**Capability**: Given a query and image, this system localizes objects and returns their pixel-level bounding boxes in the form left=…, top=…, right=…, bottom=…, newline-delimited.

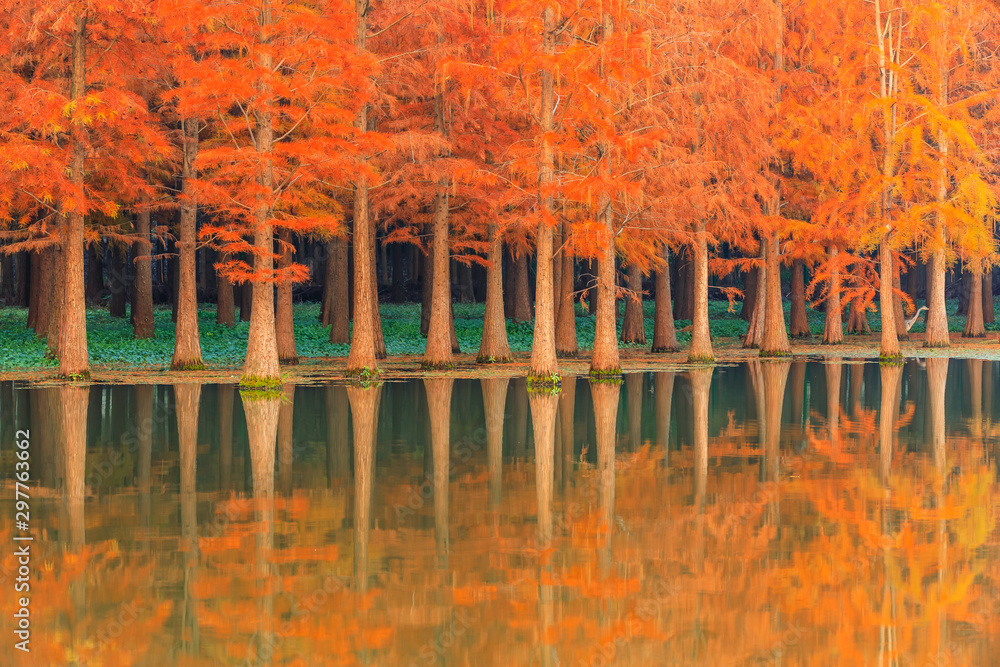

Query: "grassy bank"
left=0, top=297, right=992, bottom=371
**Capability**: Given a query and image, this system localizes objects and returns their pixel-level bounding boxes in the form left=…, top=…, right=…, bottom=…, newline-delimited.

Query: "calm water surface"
left=2, top=358, right=1000, bottom=665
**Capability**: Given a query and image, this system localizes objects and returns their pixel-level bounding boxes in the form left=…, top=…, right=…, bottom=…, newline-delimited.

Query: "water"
left=1, top=358, right=999, bottom=665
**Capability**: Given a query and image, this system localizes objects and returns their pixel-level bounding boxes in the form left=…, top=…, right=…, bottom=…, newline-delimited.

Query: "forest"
left=2, top=0, right=1000, bottom=386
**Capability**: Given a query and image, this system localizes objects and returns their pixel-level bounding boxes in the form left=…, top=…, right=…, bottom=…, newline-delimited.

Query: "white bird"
left=905, top=306, right=928, bottom=332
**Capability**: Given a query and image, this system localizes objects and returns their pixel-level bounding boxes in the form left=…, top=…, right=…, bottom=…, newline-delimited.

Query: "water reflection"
left=2, top=358, right=1000, bottom=664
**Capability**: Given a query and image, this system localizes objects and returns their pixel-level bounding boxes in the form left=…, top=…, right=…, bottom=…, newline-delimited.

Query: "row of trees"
left=2, top=0, right=999, bottom=386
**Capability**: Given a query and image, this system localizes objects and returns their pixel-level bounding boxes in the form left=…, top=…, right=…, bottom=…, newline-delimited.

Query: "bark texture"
left=216, top=255, right=236, bottom=327
left=878, top=235, right=900, bottom=359
left=760, top=235, right=791, bottom=356
left=345, top=0, right=380, bottom=378
left=687, top=224, right=713, bottom=362
left=822, top=246, right=843, bottom=344
left=963, top=258, right=986, bottom=338
left=590, top=202, right=620, bottom=375
left=846, top=296, right=871, bottom=334
left=789, top=259, right=811, bottom=338
left=478, top=224, right=512, bottom=363
left=275, top=229, right=298, bottom=364
left=555, top=222, right=578, bottom=357
left=172, top=116, right=204, bottom=371
left=423, top=187, right=454, bottom=368
left=652, top=247, right=680, bottom=352
left=58, top=15, right=89, bottom=378
left=743, top=247, right=766, bottom=348
left=329, top=237, right=350, bottom=344
left=621, top=263, right=645, bottom=344
left=132, top=202, right=155, bottom=337
left=985, top=266, right=995, bottom=325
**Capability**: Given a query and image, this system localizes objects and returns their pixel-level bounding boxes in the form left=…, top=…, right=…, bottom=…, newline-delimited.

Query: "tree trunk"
left=32, top=250, right=50, bottom=334
left=984, top=266, right=995, bottom=325
left=621, top=263, right=645, bottom=344
left=511, top=251, right=532, bottom=323
left=743, top=246, right=766, bottom=348
left=368, top=219, right=386, bottom=360
left=528, top=1, right=558, bottom=386
left=0, top=253, right=13, bottom=305
left=878, top=235, right=900, bottom=359
left=674, top=250, right=693, bottom=322
left=586, top=259, right=598, bottom=316
left=760, top=234, right=791, bottom=356
left=552, top=225, right=562, bottom=318
left=590, top=199, right=620, bottom=375
left=688, top=224, right=713, bottom=362
left=740, top=267, right=758, bottom=322
left=391, top=243, right=406, bottom=302
left=172, top=117, right=205, bottom=371
left=242, top=15, right=281, bottom=387
left=345, top=0, right=380, bottom=379
left=58, top=15, right=89, bottom=379
left=482, top=378, right=509, bottom=506
left=27, top=250, right=41, bottom=330
left=555, top=222, right=578, bottom=357
left=478, top=224, right=512, bottom=363
left=320, top=240, right=335, bottom=325
left=963, top=258, right=986, bottom=338
left=652, top=246, right=680, bottom=352
left=239, top=277, right=252, bottom=322
left=790, top=259, right=810, bottom=338
left=275, top=229, right=298, bottom=364
left=958, top=268, right=970, bottom=316
left=423, top=177, right=454, bottom=369
left=133, top=201, right=155, bottom=337
left=216, top=255, right=236, bottom=327
left=86, top=243, right=104, bottom=305
left=846, top=296, right=871, bottom=334
left=823, top=246, right=843, bottom=344
left=530, top=226, right=559, bottom=381
left=329, top=237, right=350, bottom=344
left=420, top=247, right=432, bottom=336
left=108, top=243, right=128, bottom=317
left=48, top=243, right=65, bottom=359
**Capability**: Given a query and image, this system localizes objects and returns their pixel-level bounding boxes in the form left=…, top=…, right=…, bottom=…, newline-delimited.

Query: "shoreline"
left=4, top=332, right=999, bottom=385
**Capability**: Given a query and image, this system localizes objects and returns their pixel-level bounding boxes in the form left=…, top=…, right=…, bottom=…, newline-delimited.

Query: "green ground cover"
left=0, top=297, right=985, bottom=369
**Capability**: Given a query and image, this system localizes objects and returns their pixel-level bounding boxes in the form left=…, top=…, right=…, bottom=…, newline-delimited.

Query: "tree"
left=169, top=0, right=370, bottom=387
left=0, top=0, right=170, bottom=377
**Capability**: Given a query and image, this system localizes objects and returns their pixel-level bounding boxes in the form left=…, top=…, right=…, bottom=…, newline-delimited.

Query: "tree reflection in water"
left=2, top=360, right=1000, bottom=665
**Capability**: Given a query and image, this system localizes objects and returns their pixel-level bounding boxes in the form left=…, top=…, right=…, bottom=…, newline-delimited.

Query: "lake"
left=1, top=358, right=998, bottom=665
